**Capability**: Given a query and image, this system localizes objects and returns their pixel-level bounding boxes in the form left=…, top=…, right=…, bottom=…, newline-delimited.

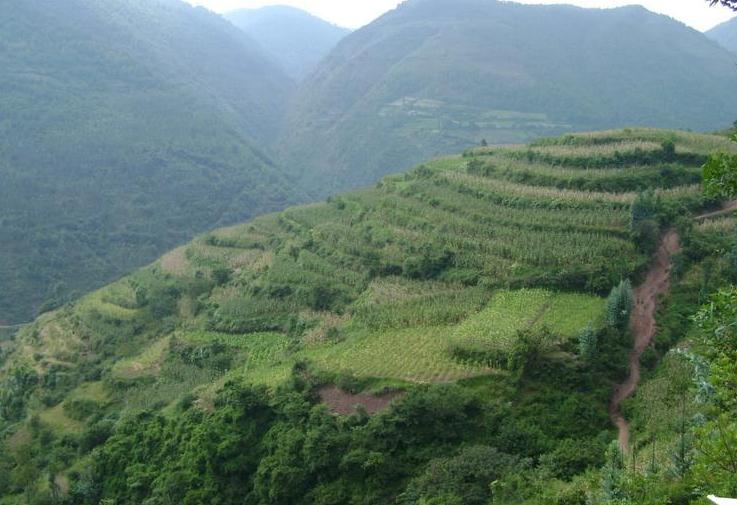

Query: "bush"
left=63, top=398, right=101, bottom=421
left=403, top=246, right=454, bottom=280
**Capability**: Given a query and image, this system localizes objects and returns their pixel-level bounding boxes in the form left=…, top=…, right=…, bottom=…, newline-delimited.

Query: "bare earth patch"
left=319, top=386, right=403, bottom=415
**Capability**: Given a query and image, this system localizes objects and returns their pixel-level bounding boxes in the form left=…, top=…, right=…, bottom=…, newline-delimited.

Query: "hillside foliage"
left=282, top=0, right=737, bottom=197
left=0, top=0, right=298, bottom=323
left=0, top=129, right=733, bottom=504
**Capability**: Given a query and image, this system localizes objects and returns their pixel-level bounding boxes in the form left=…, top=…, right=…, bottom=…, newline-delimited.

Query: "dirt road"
left=610, top=201, right=737, bottom=453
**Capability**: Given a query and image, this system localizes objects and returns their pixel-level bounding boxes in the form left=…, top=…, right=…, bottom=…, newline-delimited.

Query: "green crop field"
left=3, top=127, right=735, bottom=505
left=4, top=128, right=722, bottom=413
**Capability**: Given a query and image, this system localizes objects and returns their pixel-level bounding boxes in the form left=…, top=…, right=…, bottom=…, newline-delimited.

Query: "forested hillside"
left=706, top=16, right=737, bottom=53
left=0, top=0, right=297, bottom=324
left=282, top=0, right=737, bottom=196
left=225, top=5, right=350, bottom=80
left=1, top=129, right=735, bottom=504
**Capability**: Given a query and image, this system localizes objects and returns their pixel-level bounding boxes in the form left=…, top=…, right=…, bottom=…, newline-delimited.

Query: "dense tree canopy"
left=0, top=0, right=297, bottom=323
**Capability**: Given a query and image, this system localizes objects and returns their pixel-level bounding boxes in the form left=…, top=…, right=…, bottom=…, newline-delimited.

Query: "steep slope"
left=282, top=0, right=737, bottom=196
left=0, top=0, right=297, bottom=323
left=1, top=129, right=732, bottom=502
left=225, top=5, right=350, bottom=81
left=707, top=16, right=737, bottom=53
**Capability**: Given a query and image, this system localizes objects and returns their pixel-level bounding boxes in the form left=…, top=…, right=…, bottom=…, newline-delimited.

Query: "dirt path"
left=609, top=230, right=681, bottom=452
left=610, top=200, right=737, bottom=452
left=694, top=200, right=737, bottom=221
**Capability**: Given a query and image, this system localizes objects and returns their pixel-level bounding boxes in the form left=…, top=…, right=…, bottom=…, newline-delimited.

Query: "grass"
left=111, top=337, right=170, bottom=380
left=3, top=128, right=717, bottom=420
left=304, top=326, right=490, bottom=383
left=451, top=289, right=603, bottom=354
left=37, top=382, right=108, bottom=435
left=179, top=289, right=602, bottom=387
left=39, top=404, right=85, bottom=435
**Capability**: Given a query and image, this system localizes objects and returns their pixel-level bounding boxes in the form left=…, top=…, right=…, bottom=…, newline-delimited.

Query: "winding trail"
left=609, top=201, right=737, bottom=453
left=609, top=230, right=680, bottom=452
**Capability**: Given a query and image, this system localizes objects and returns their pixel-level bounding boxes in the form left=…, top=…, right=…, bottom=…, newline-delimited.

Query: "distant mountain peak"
left=707, top=16, right=737, bottom=53
left=282, top=0, right=737, bottom=196
left=226, top=5, right=350, bottom=80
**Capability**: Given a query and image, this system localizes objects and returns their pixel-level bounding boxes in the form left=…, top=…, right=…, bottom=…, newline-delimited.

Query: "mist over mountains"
left=280, top=0, right=737, bottom=195
left=0, top=0, right=296, bottom=323
left=2, top=0, right=736, bottom=323
left=707, top=15, right=737, bottom=53
left=225, top=5, right=350, bottom=80
left=3, top=0, right=737, bottom=503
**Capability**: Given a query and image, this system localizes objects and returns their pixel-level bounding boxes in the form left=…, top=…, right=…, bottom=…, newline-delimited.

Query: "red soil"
left=319, top=386, right=403, bottom=415
left=610, top=200, right=737, bottom=453
left=609, top=230, right=680, bottom=453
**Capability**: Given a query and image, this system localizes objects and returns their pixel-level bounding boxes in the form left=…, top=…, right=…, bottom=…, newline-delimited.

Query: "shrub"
left=63, top=398, right=101, bottom=421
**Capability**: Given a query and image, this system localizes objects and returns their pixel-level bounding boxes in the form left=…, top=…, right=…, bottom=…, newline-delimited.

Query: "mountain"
left=225, top=5, right=350, bottom=81
left=706, top=16, right=737, bottom=54
left=281, top=0, right=737, bottom=196
left=1, top=128, right=733, bottom=503
left=0, top=0, right=298, bottom=324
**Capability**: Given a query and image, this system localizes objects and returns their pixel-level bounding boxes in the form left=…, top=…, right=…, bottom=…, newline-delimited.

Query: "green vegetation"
left=0, top=128, right=730, bottom=503
left=703, top=133, right=737, bottom=199
left=0, top=0, right=297, bottom=323
left=604, top=280, right=635, bottom=330
left=282, top=0, right=737, bottom=196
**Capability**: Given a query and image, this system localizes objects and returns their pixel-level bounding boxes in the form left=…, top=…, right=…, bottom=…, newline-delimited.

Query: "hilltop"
left=706, top=16, right=737, bottom=53
left=225, top=5, right=350, bottom=80
left=282, top=0, right=737, bottom=196
left=0, top=0, right=297, bottom=323
left=1, top=128, right=734, bottom=503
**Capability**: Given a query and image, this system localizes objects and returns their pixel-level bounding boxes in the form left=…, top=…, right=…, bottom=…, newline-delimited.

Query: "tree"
left=600, top=441, right=626, bottom=501
left=578, top=322, right=598, bottom=362
left=605, top=280, right=635, bottom=330
left=708, top=0, right=737, bottom=10
left=704, top=150, right=737, bottom=200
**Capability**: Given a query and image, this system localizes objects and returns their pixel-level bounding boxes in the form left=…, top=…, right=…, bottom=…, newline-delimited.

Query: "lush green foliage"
left=0, top=0, right=297, bottom=323
left=703, top=134, right=737, bottom=199
left=598, top=214, right=737, bottom=503
left=0, top=129, right=727, bottom=503
left=283, top=0, right=737, bottom=196
left=605, top=280, right=635, bottom=330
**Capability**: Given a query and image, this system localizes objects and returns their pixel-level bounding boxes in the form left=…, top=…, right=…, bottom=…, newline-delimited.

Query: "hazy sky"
left=186, top=0, right=736, bottom=31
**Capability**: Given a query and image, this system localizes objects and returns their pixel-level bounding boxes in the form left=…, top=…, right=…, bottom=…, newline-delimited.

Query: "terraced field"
left=4, top=129, right=730, bottom=427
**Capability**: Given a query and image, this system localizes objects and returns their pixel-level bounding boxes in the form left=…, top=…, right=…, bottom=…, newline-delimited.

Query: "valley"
left=1, top=0, right=737, bottom=502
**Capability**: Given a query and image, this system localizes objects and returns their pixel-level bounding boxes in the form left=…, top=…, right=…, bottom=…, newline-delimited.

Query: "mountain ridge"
left=0, top=0, right=298, bottom=324
left=706, top=15, right=737, bottom=53
left=225, top=5, right=350, bottom=81
left=281, top=0, right=737, bottom=196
